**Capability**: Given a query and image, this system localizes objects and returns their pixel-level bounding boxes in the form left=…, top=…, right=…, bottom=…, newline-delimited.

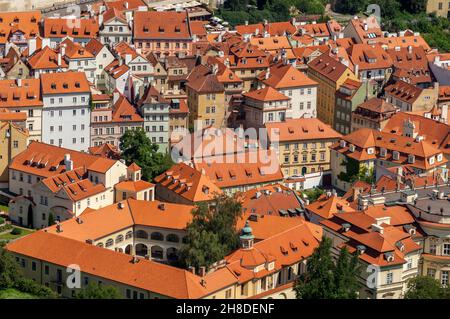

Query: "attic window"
left=51, top=83, right=57, bottom=89
left=175, top=26, right=180, bottom=33
left=143, top=26, right=149, bottom=32
left=75, top=82, right=80, bottom=88
left=63, top=83, right=68, bottom=89
left=158, top=26, right=164, bottom=33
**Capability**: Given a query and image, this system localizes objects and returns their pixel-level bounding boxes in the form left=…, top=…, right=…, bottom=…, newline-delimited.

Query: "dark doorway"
left=27, top=204, right=33, bottom=228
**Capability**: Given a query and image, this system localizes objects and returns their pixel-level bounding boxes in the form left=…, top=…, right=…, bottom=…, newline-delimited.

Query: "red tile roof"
left=0, top=11, right=41, bottom=44
left=43, top=18, right=99, bottom=39
left=133, top=11, right=191, bottom=40
left=258, top=62, right=318, bottom=88
left=154, top=163, right=222, bottom=202
left=0, top=79, right=42, bottom=108
left=266, top=118, right=341, bottom=142
left=10, top=141, right=117, bottom=178
left=6, top=230, right=209, bottom=298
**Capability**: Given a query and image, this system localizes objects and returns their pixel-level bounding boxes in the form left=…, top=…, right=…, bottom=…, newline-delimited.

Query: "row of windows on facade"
left=144, top=126, right=167, bottom=133
left=284, top=152, right=326, bottom=164
left=49, top=97, right=88, bottom=105
left=145, top=115, right=167, bottom=121
left=49, top=137, right=86, bottom=146
left=284, top=166, right=324, bottom=176
left=50, top=124, right=85, bottom=132
left=429, top=242, right=450, bottom=256
left=427, top=268, right=449, bottom=286
left=136, top=42, right=189, bottom=49
left=95, top=231, right=186, bottom=248
left=284, top=142, right=327, bottom=150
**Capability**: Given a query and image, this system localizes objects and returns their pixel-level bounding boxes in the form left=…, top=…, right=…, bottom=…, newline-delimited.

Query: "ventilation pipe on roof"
left=354, top=64, right=359, bottom=77
left=28, top=38, right=37, bottom=56
left=64, top=154, right=73, bottom=171
left=57, top=53, right=62, bottom=66
left=199, top=266, right=206, bottom=277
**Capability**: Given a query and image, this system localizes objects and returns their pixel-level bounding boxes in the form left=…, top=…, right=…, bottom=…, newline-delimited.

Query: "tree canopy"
left=404, top=276, right=450, bottom=299
left=295, top=237, right=361, bottom=299
left=178, top=194, right=243, bottom=270
left=75, top=282, right=122, bottom=299
left=119, top=128, right=173, bottom=181
left=0, top=246, right=56, bottom=299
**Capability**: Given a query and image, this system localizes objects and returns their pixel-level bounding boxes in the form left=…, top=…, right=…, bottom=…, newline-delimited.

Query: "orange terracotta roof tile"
left=266, top=118, right=341, bottom=142
left=115, top=180, right=154, bottom=192
left=27, top=46, right=68, bottom=70
left=0, top=11, right=41, bottom=44
left=193, top=149, right=283, bottom=189
left=306, top=193, right=354, bottom=219
left=154, top=163, right=222, bottom=202
left=6, top=230, right=208, bottom=298
left=0, top=79, right=42, bottom=108
left=41, top=72, right=90, bottom=95
left=111, top=94, right=143, bottom=123
left=133, top=11, right=191, bottom=40
left=44, top=18, right=99, bottom=39
left=10, top=141, right=117, bottom=178
left=307, top=52, right=352, bottom=82
left=243, top=86, right=289, bottom=102
left=258, top=61, right=317, bottom=88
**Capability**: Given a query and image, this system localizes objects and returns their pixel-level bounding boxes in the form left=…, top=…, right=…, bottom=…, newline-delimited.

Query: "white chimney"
left=354, top=64, right=359, bottom=77
left=61, top=44, right=66, bottom=57
left=441, top=105, right=448, bottom=124
left=16, top=78, right=22, bottom=87
left=64, top=154, right=73, bottom=171
left=113, top=91, right=121, bottom=104
left=28, top=38, right=37, bottom=56
left=125, top=54, right=132, bottom=65
left=42, top=38, right=50, bottom=49
left=57, top=53, right=62, bottom=66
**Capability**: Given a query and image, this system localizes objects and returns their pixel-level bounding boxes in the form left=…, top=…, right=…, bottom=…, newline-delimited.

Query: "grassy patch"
left=0, top=227, right=34, bottom=241
left=0, top=204, right=8, bottom=212
left=0, top=288, right=37, bottom=299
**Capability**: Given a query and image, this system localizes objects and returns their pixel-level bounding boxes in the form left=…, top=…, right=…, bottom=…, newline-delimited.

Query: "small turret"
left=240, top=220, right=254, bottom=249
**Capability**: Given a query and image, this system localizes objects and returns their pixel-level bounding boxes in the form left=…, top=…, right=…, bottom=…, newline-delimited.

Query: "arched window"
left=150, top=232, right=164, bottom=241
left=166, top=234, right=179, bottom=243
left=96, top=242, right=103, bottom=248
left=167, top=247, right=178, bottom=261
left=151, top=246, right=163, bottom=259
left=125, top=231, right=133, bottom=239
left=182, top=236, right=188, bottom=244
left=105, top=239, right=114, bottom=247
left=115, top=235, right=124, bottom=244
left=136, top=230, right=148, bottom=239
left=135, top=243, right=148, bottom=257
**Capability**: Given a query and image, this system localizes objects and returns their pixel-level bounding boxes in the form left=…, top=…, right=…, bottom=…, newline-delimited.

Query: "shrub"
left=0, top=217, right=4, bottom=225
left=10, top=228, right=22, bottom=236
left=14, top=278, right=57, bottom=299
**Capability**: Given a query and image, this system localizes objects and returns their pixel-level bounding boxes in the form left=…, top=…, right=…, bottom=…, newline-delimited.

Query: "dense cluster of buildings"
left=0, top=0, right=449, bottom=299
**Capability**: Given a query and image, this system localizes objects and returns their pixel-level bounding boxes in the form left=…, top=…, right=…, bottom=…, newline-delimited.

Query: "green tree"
left=333, top=247, right=361, bottom=298
left=334, top=0, right=367, bottom=15
left=48, top=213, right=55, bottom=227
left=0, top=247, right=55, bottom=298
left=0, top=247, right=21, bottom=289
left=303, top=187, right=325, bottom=203
left=404, top=276, right=448, bottom=299
left=295, top=237, right=336, bottom=299
left=119, top=128, right=173, bottom=181
left=75, top=282, right=121, bottom=299
left=295, top=237, right=360, bottom=299
left=179, top=195, right=243, bottom=270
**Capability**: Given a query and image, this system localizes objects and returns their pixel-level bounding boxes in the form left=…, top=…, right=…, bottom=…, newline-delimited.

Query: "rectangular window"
left=443, top=244, right=450, bottom=256
left=441, top=271, right=449, bottom=286
left=386, top=272, right=393, bottom=285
